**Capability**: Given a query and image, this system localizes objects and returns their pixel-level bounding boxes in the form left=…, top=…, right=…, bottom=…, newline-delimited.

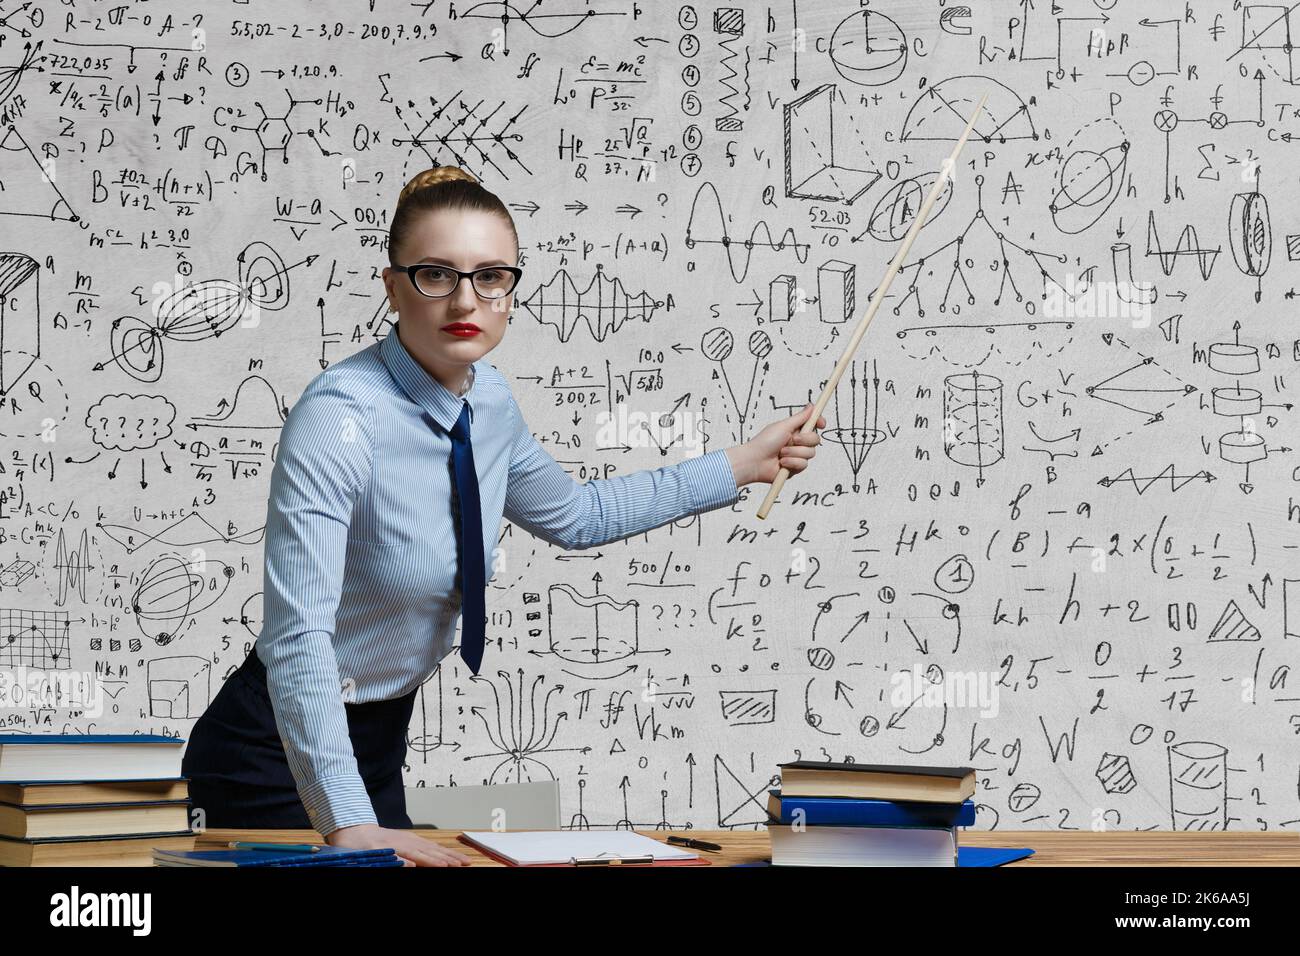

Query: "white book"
left=0, top=735, right=184, bottom=782
left=768, top=824, right=958, bottom=866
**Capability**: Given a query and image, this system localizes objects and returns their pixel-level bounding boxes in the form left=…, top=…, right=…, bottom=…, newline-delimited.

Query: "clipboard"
left=457, top=831, right=712, bottom=867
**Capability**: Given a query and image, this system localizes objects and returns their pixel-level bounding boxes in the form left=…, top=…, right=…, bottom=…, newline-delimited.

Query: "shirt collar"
left=379, top=320, right=478, bottom=433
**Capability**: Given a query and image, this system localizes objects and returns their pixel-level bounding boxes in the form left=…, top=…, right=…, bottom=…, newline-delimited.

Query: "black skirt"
left=181, top=647, right=417, bottom=831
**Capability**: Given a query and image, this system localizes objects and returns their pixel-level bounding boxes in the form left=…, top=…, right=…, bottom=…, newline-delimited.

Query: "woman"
left=181, top=166, right=825, bottom=866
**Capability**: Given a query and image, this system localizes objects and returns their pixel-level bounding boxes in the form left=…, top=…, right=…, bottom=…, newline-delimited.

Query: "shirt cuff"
left=679, top=448, right=740, bottom=513
left=298, top=773, right=380, bottom=836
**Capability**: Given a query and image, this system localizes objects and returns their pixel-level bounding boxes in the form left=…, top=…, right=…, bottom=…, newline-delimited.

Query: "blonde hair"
left=397, top=165, right=478, bottom=204
left=388, top=165, right=518, bottom=265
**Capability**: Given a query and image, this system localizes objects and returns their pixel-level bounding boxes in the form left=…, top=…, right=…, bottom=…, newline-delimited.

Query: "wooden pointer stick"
left=756, top=93, right=989, bottom=520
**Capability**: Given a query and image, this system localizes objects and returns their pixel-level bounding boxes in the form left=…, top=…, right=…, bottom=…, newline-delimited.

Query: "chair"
left=405, top=779, right=560, bottom=829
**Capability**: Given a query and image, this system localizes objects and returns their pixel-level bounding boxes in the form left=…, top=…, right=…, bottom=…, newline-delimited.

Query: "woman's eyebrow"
left=417, top=256, right=511, bottom=268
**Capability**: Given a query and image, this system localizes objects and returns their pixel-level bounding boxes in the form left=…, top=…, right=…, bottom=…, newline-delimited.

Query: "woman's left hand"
left=725, top=403, right=826, bottom=486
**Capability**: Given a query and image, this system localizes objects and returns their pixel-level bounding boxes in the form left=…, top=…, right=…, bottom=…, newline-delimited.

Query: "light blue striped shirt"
left=258, top=320, right=740, bottom=835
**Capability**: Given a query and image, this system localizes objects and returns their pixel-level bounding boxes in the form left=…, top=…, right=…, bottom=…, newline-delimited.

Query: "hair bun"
left=398, top=166, right=478, bottom=204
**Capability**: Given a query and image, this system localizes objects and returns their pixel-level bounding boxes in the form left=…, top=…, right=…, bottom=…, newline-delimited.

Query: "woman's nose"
left=451, top=276, right=479, bottom=309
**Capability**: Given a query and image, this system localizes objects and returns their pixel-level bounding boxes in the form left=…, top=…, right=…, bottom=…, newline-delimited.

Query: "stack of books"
left=0, top=734, right=195, bottom=866
left=766, top=760, right=976, bottom=866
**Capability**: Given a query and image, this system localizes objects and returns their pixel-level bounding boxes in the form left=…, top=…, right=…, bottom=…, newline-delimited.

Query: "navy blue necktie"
left=449, top=402, right=485, bottom=674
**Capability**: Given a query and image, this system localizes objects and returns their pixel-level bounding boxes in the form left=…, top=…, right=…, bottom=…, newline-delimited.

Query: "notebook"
left=152, top=844, right=400, bottom=867
left=457, top=830, right=709, bottom=866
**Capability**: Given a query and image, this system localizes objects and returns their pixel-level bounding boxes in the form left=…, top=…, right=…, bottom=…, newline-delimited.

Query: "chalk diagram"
left=1110, top=240, right=1158, bottom=308
left=1097, top=465, right=1217, bottom=495
left=456, top=1, right=628, bottom=50
left=714, top=7, right=749, bottom=133
left=701, top=325, right=772, bottom=442
left=801, top=586, right=961, bottom=745
left=1204, top=322, right=1293, bottom=493
left=827, top=8, right=908, bottom=87
left=1101, top=16, right=1183, bottom=88
left=104, top=242, right=305, bottom=383
left=130, top=553, right=233, bottom=646
left=147, top=655, right=212, bottom=719
left=1145, top=210, right=1221, bottom=281
left=1050, top=118, right=1130, bottom=235
left=822, top=360, right=886, bottom=494
left=882, top=662, right=949, bottom=756
left=888, top=175, right=1086, bottom=323
left=186, top=374, right=291, bottom=482
left=900, top=75, right=1037, bottom=145
left=1023, top=404, right=1086, bottom=463
left=784, top=83, right=881, bottom=203
left=943, top=371, right=1004, bottom=482
left=519, top=266, right=664, bottom=343
left=0, top=251, right=71, bottom=440
left=0, top=39, right=42, bottom=108
left=1149, top=86, right=1264, bottom=203
left=1228, top=184, right=1271, bottom=303
left=715, top=754, right=777, bottom=829
left=50, top=526, right=98, bottom=607
left=765, top=259, right=870, bottom=360
left=896, top=318, right=1078, bottom=370
left=0, top=558, right=37, bottom=590
left=407, top=664, right=461, bottom=760
left=1229, top=4, right=1300, bottom=86
left=1208, top=599, right=1262, bottom=642
left=236, top=593, right=261, bottom=644
left=543, top=580, right=659, bottom=678
left=0, top=608, right=71, bottom=669
left=76, top=393, right=177, bottom=486
left=96, top=512, right=263, bottom=555
left=464, top=668, right=589, bottom=785
left=225, top=88, right=328, bottom=180
left=0, top=122, right=79, bottom=222
left=1097, top=753, right=1139, bottom=795
left=865, top=172, right=954, bottom=242
left=1168, top=740, right=1230, bottom=830
left=390, top=90, right=532, bottom=183
left=719, top=688, right=776, bottom=726
left=685, top=180, right=811, bottom=282
left=1085, top=334, right=1199, bottom=456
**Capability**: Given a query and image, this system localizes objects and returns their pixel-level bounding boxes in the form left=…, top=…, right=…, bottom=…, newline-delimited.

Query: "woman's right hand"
left=326, top=822, right=473, bottom=866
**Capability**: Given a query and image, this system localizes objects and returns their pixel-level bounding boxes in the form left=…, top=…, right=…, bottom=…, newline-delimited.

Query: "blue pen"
left=228, top=841, right=322, bottom=853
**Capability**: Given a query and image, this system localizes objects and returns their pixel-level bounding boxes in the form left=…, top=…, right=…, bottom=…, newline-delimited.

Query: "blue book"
left=733, top=847, right=1035, bottom=867
left=767, top=790, right=976, bottom=827
left=152, top=844, right=401, bottom=867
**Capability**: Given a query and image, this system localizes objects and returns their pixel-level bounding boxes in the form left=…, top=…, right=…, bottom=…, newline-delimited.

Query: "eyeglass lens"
left=414, top=267, right=515, bottom=298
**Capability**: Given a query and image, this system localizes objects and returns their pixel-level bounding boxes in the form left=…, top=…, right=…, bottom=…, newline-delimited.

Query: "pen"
left=228, top=841, right=322, bottom=853
left=666, top=836, right=721, bottom=852
left=571, top=855, right=655, bottom=865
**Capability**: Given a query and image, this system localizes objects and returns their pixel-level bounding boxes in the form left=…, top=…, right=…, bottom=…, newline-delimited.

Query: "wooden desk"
left=197, top=828, right=1300, bottom=866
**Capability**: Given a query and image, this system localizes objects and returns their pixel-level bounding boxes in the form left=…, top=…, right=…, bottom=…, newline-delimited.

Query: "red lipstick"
left=442, top=322, right=482, bottom=337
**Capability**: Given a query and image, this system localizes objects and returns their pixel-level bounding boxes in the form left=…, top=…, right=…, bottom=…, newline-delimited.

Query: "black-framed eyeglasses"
left=393, top=264, right=523, bottom=300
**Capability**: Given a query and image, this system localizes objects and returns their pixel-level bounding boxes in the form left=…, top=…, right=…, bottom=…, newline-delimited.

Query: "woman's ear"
left=381, top=267, right=398, bottom=311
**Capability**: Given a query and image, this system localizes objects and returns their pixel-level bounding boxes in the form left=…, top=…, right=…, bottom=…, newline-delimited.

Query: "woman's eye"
left=478, top=270, right=501, bottom=281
